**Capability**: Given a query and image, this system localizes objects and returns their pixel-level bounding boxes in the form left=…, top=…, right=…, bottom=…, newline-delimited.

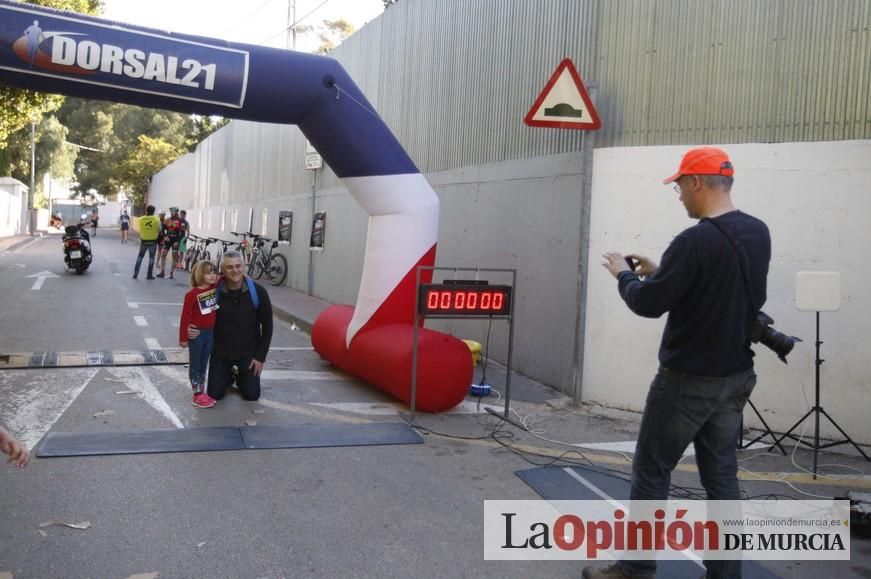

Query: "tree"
left=316, top=19, right=355, bottom=54
left=117, top=135, right=184, bottom=207
left=295, top=19, right=355, bottom=55
left=0, top=115, right=77, bottom=206
left=55, top=98, right=227, bottom=205
left=383, top=0, right=399, bottom=9
left=0, top=0, right=101, bottom=150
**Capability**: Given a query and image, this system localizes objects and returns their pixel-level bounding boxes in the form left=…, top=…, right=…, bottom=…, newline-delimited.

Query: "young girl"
left=179, top=260, right=220, bottom=408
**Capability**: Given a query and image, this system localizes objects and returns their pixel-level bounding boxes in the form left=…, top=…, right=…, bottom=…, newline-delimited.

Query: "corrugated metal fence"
left=326, top=0, right=869, bottom=186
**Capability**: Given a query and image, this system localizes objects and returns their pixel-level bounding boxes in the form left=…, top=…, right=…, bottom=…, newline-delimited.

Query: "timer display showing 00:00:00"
left=419, top=285, right=512, bottom=315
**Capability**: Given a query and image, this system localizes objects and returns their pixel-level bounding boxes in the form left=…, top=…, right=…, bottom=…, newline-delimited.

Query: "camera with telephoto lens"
left=749, top=311, right=801, bottom=363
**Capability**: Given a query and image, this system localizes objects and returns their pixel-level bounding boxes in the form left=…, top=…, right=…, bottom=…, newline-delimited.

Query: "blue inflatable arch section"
left=0, top=0, right=472, bottom=411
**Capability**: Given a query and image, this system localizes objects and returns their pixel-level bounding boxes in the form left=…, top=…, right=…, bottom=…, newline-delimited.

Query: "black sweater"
left=617, top=210, right=770, bottom=377
left=213, top=281, right=273, bottom=362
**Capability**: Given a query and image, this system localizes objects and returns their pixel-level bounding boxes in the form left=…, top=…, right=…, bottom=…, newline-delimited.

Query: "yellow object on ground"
left=462, top=340, right=482, bottom=366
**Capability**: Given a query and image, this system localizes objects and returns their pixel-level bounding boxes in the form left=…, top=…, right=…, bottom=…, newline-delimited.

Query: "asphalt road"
left=1, top=233, right=869, bottom=579
left=0, top=232, right=579, bottom=579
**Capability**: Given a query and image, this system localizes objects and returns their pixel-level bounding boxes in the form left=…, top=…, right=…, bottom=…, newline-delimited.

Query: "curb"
left=272, top=306, right=314, bottom=335
left=3, top=235, right=40, bottom=252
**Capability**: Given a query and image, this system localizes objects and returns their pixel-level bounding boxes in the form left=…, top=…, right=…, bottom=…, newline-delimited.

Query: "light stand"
left=739, top=399, right=786, bottom=455
left=773, top=272, right=870, bottom=478
left=773, top=311, right=870, bottom=477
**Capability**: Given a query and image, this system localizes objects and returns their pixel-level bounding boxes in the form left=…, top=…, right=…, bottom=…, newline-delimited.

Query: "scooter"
left=62, top=223, right=92, bottom=274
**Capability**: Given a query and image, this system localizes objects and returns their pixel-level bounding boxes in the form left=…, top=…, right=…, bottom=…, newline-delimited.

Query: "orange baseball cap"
left=663, top=147, right=734, bottom=184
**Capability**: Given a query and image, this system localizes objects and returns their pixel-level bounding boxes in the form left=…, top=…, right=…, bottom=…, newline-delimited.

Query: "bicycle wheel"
left=248, top=253, right=264, bottom=279
left=267, top=253, right=288, bottom=286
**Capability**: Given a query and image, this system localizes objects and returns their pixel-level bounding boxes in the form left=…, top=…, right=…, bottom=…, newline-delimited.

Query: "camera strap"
left=701, top=217, right=759, bottom=314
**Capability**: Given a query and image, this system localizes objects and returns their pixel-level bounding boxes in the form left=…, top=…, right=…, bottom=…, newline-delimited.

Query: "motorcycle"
left=62, top=223, right=92, bottom=274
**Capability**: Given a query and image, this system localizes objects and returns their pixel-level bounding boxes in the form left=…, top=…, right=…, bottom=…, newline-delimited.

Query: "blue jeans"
left=188, top=329, right=214, bottom=393
left=618, top=367, right=756, bottom=579
left=133, top=241, right=157, bottom=278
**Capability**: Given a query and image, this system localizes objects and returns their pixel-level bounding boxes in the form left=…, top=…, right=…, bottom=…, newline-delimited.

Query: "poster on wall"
left=310, top=211, right=326, bottom=251
left=278, top=210, right=292, bottom=244
left=262, top=208, right=269, bottom=236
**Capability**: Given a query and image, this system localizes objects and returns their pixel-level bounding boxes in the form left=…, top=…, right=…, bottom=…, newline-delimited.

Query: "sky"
left=101, top=0, right=384, bottom=53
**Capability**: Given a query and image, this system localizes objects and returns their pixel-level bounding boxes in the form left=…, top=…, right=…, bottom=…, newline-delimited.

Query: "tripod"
left=738, top=399, right=786, bottom=455
left=773, top=312, right=870, bottom=478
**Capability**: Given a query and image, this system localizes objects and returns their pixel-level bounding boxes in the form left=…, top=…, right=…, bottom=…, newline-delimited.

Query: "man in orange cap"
left=586, top=147, right=771, bottom=579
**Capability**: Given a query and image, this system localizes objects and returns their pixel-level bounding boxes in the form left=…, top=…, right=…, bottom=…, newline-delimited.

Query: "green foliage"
left=0, top=115, right=76, bottom=203
left=117, top=135, right=183, bottom=206
left=316, top=19, right=355, bottom=54
left=53, top=98, right=225, bottom=205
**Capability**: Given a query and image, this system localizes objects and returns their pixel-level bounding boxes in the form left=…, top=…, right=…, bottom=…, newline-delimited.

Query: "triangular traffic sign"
left=524, top=58, right=601, bottom=130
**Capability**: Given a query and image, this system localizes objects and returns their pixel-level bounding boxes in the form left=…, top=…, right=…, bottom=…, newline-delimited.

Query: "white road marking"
left=563, top=468, right=705, bottom=567
left=258, top=398, right=369, bottom=425
left=260, top=370, right=350, bottom=381
left=308, top=400, right=501, bottom=416
left=107, top=368, right=184, bottom=429
left=269, top=347, right=314, bottom=351
left=145, top=338, right=161, bottom=350
left=0, top=368, right=99, bottom=450
left=127, top=302, right=139, bottom=309
left=26, top=270, right=60, bottom=290
left=133, top=316, right=148, bottom=327
left=573, top=440, right=767, bottom=457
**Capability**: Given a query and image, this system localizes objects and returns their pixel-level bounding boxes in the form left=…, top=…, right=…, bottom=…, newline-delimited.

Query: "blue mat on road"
left=37, top=422, right=423, bottom=457
left=515, top=466, right=781, bottom=579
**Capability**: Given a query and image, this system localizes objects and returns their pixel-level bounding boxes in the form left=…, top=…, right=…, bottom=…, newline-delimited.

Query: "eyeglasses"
left=673, top=182, right=682, bottom=194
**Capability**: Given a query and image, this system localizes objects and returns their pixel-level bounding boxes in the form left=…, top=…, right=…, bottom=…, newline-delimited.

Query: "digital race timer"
left=417, top=282, right=512, bottom=316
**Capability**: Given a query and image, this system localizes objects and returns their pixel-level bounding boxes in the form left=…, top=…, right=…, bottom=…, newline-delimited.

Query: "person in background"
left=0, top=425, right=30, bottom=468
left=133, top=205, right=161, bottom=280
left=179, top=260, right=220, bottom=409
left=177, top=209, right=191, bottom=270
left=90, top=208, right=99, bottom=237
left=157, top=207, right=183, bottom=279
left=119, top=210, right=131, bottom=244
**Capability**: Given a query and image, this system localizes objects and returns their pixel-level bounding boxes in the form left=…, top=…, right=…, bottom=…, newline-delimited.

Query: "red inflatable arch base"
left=311, top=305, right=473, bottom=413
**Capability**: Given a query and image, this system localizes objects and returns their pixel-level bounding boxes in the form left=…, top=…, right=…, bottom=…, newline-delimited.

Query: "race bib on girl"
left=197, top=288, right=219, bottom=314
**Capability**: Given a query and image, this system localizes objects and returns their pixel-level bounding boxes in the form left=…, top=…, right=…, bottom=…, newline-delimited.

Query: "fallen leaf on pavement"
left=252, top=409, right=265, bottom=415
left=93, top=410, right=114, bottom=418
left=126, top=574, right=159, bottom=579
left=196, top=541, right=206, bottom=548
left=38, top=520, right=92, bottom=530
left=114, top=390, right=139, bottom=395
left=244, top=419, right=258, bottom=427
left=37, top=530, right=48, bottom=537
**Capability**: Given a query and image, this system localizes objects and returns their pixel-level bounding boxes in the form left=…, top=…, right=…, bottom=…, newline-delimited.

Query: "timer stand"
left=411, top=266, right=517, bottom=424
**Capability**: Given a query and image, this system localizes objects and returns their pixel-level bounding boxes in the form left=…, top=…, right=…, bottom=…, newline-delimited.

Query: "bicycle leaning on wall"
left=247, top=234, right=288, bottom=286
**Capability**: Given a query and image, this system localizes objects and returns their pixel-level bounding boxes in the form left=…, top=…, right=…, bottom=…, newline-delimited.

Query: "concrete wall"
left=583, top=140, right=871, bottom=444
left=0, top=178, right=27, bottom=237
left=149, top=136, right=588, bottom=390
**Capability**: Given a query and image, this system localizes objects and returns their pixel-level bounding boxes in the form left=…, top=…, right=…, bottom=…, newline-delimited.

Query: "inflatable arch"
left=0, top=0, right=471, bottom=411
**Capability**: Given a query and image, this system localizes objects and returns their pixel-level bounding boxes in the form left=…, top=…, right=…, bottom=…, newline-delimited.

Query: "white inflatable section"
left=342, top=173, right=440, bottom=346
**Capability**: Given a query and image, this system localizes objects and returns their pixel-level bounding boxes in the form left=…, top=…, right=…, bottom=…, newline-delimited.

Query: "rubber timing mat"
left=240, top=422, right=424, bottom=449
left=38, top=426, right=243, bottom=457
left=515, top=466, right=781, bottom=579
left=37, top=422, right=423, bottom=458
